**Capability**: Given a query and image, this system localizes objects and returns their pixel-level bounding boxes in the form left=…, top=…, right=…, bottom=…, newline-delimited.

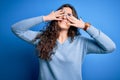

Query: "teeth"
left=62, top=20, right=67, bottom=23
left=60, top=20, right=68, bottom=24
left=62, top=21, right=67, bottom=24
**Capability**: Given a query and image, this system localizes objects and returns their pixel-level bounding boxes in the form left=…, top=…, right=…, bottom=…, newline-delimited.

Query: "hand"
left=67, top=15, right=85, bottom=29
left=43, top=10, right=64, bottom=21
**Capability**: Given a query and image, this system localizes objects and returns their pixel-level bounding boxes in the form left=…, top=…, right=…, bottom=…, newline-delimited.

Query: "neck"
left=58, top=29, right=68, bottom=44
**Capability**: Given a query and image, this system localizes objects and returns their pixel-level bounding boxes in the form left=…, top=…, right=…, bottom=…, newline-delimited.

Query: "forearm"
left=11, top=16, right=44, bottom=32
left=43, top=15, right=51, bottom=22
left=86, top=25, right=116, bottom=52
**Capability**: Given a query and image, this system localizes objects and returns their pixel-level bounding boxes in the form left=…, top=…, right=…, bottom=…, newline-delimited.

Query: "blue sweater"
left=11, top=16, right=116, bottom=80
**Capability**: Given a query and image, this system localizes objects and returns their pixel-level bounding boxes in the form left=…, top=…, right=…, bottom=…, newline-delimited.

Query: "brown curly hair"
left=36, top=4, right=80, bottom=60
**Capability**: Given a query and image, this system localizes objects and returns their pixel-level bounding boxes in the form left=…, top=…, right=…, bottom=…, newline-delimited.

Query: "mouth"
left=60, top=20, right=68, bottom=24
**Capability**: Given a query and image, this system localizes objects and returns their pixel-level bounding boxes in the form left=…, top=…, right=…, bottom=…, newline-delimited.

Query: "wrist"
left=43, top=15, right=49, bottom=22
left=83, top=22, right=91, bottom=31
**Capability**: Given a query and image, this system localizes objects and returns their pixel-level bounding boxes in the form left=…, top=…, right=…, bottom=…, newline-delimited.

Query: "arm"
left=84, top=25, right=116, bottom=54
left=67, top=15, right=116, bottom=53
left=11, top=10, right=64, bottom=45
left=11, top=16, right=44, bottom=45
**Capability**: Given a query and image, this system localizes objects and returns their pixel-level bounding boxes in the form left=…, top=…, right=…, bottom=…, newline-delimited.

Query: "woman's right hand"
left=43, top=9, right=64, bottom=21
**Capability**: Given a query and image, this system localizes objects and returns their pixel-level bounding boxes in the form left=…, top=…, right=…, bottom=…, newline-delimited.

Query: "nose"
left=63, top=14, right=67, bottom=19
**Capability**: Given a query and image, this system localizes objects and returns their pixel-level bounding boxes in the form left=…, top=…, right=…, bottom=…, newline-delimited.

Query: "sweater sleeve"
left=84, top=25, right=116, bottom=54
left=11, top=16, right=44, bottom=45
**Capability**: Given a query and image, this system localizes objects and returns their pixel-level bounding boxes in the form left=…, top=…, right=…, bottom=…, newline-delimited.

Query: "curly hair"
left=35, top=4, right=80, bottom=60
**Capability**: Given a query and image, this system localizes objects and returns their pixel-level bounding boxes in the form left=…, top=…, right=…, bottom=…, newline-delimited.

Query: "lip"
left=61, top=20, right=68, bottom=24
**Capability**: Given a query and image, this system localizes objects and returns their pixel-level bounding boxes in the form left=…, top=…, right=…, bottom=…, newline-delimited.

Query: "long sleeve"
left=84, top=25, right=116, bottom=54
left=11, top=16, right=44, bottom=45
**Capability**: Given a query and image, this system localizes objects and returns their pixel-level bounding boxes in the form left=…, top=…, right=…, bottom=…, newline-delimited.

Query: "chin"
left=59, top=25, right=70, bottom=30
left=58, top=22, right=70, bottom=30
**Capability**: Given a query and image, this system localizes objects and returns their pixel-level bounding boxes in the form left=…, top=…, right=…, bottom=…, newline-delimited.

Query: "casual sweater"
left=11, top=16, right=116, bottom=80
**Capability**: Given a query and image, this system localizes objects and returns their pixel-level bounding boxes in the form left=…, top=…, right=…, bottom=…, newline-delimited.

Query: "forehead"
left=62, top=7, right=72, bottom=14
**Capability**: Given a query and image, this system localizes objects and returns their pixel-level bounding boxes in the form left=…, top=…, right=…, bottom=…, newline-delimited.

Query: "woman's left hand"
left=67, top=15, right=85, bottom=29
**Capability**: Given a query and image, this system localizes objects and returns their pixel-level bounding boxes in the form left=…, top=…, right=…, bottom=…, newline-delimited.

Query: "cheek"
left=57, top=21, right=71, bottom=29
left=57, top=21, right=61, bottom=26
left=57, top=21, right=64, bottom=26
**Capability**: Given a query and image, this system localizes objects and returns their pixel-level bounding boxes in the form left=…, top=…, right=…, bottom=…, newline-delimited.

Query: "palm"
left=67, top=16, right=85, bottom=29
left=48, top=10, right=64, bottom=21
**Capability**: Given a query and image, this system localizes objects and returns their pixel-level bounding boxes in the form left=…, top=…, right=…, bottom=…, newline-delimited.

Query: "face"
left=58, top=7, right=73, bottom=30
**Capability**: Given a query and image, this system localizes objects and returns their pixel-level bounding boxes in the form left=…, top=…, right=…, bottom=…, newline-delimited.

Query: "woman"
left=11, top=4, right=116, bottom=80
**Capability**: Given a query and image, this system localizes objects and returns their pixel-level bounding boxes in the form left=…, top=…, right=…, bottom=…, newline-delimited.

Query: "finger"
left=67, top=16, right=74, bottom=23
left=55, top=18, right=63, bottom=21
left=79, top=18, right=85, bottom=24
left=67, top=16, right=76, bottom=23
left=67, top=23, right=76, bottom=26
left=51, top=11, right=55, bottom=14
left=55, top=9, right=64, bottom=14
left=56, top=14, right=63, bottom=17
left=57, top=9, right=62, bottom=12
left=54, top=11, right=63, bottom=18
left=55, top=9, right=64, bottom=13
left=70, top=15, right=77, bottom=21
left=79, top=17, right=84, bottom=22
left=55, top=17, right=63, bottom=21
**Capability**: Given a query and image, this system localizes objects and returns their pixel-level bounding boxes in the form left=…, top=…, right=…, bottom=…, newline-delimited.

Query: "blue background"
left=0, top=0, right=120, bottom=80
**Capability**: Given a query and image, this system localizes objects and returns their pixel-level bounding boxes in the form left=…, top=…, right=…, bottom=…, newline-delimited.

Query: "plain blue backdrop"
left=0, top=0, right=120, bottom=80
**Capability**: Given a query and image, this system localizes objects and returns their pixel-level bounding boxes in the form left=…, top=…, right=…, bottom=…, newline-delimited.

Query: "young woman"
left=11, top=4, right=116, bottom=80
